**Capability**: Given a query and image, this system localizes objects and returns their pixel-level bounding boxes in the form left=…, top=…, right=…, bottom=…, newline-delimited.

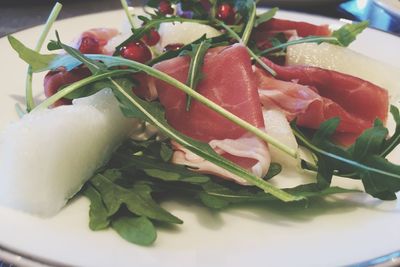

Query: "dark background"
left=0, top=0, right=399, bottom=37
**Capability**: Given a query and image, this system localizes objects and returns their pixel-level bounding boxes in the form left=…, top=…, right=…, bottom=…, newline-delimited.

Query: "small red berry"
left=158, top=0, right=174, bottom=15
left=78, top=36, right=101, bottom=54
left=163, top=43, right=184, bottom=52
left=120, top=40, right=152, bottom=63
left=216, top=3, right=235, bottom=24
left=142, top=28, right=161, bottom=46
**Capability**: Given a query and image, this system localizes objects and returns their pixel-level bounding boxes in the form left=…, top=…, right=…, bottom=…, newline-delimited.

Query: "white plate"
left=374, top=0, right=400, bottom=19
left=1, top=9, right=400, bottom=267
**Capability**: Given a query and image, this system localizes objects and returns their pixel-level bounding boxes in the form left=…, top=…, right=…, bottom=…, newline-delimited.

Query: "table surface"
left=0, top=0, right=399, bottom=266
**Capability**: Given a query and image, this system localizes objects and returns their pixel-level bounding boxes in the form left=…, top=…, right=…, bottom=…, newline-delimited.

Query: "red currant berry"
left=158, top=0, right=174, bottom=15
left=163, top=43, right=184, bottom=52
left=78, top=36, right=100, bottom=54
left=120, top=40, right=152, bottom=63
left=142, top=28, right=161, bottom=46
left=216, top=3, right=235, bottom=24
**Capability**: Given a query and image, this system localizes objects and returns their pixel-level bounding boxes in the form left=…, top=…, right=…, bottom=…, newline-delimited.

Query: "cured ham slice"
left=256, top=18, right=331, bottom=37
left=154, top=44, right=265, bottom=142
left=252, top=18, right=330, bottom=63
left=72, top=28, right=119, bottom=55
left=132, top=73, right=159, bottom=101
left=256, top=70, right=321, bottom=120
left=171, top=135, right=270, bottom=185
left=257, top=59, right=389, bottom=145
left=154, top=44, right=270, bottom=180
left=44, top=67, right=91, bottom=107
left=262, top=58, right=389, bottom=124
left=256, top=69, right=371, bottom=134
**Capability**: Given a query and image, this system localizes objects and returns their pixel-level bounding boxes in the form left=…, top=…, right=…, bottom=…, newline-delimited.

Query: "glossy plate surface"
left=0, top=9, right=399, bottom=267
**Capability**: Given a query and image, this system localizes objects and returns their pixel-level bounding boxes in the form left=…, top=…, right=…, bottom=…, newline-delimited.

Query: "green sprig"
left=183, top=39, right=211, bottom=111
left=25, top=2, right=62, bottom=112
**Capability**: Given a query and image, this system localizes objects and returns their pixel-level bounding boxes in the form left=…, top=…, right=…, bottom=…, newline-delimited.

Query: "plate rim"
left=1, top=7, right=400, bottom=267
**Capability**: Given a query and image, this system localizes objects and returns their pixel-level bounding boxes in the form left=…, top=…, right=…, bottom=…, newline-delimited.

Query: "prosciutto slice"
left=72, top=28, right=119, bottom=55
left=262, top=58, right=389, bottom=124
left=154, top=44, right=265, bottom=142
left=257, top=58, right=389, bottom=145
left=252, top=18, right=330, bottom=63
left=44, top=67, right=91, bottom=107
left=171, top=135, right=270, bottom=185
left=154, top=44, right=270, bottom=180
left=256, top=18, right=331, bottom=37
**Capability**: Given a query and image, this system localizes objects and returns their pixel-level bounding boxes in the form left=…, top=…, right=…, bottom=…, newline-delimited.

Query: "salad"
left=1, top=0, right=400, bottom=247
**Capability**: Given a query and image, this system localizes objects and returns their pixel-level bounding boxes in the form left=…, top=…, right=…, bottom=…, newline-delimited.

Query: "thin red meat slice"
left=252, top=18, right=330, bottom=64
left=171, top=135, right=270, bottom=185
left=256, top=68, right=371, bottom=135
left=154, top=44, right=265, bottom=142
left=256, top=18, right=331, bottom=37
left=257, top=58, right=389, bottom=145
left=44, top=67, right=91, bottom=107
left=73, top=28, right=119, bottom=55
left=132, top=73, right=158, bottom=101
left=262, top=58, right=389, bottom=124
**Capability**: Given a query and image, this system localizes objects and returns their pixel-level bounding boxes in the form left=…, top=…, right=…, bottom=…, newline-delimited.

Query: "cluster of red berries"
left=79, top=1, right=237, bottom=64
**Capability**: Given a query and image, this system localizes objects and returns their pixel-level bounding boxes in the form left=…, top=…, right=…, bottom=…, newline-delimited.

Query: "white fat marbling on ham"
left=171, top=134, right=270, bottom=185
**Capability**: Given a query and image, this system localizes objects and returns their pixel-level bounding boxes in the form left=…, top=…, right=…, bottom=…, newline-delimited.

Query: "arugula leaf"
left=54, top=31, right=107, bottom=75
left=120, top=138, right=173, bottom=161
left=264, top=162, right=282, bottom=180
left=35, top=70, right=137, bottom=110
left=254, top=7, right=278, bottom=27
left=120, top=0, right=136, bottom=29
left=8, top=35, right=58, bottom=72
left=181, top=39, right=211, bottom=110
left=240, top=1, right=256, bottom=45
left=114, top=16, right=210, bottom=55
left=82, top=184, right=110, bottom=230
left=148, top=34, right=229, bottom=66
left=90, top=172, right=183, bottom=224
left=13, top=2, right=62, bottom=112
left=351, top=120, right=388, bottom=161
left=198, top=179, right=359, bottom=209
left=160, top=142, right=173, bottom=161
left=234, top=0, right=254, bottom=18
left=331, top=21, right=369, bottom=47
left=111, top=153, right=210, bottom=184
left=360, top=156, right=400, bottom=200
left=381, top=105, right=400, bottom=157
left=258, top=35, right=340, bottom=56
left=293, top=113, right=400, bottom=199
left=65, top=78, right=136, bottom=100
left=111, top=216, right=157, bottom=246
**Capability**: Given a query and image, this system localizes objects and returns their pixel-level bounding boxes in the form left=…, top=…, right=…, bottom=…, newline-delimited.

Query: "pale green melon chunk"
left=156, top=22, right=221, bottom=53
left=0, top=89, right=135, bottom=217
